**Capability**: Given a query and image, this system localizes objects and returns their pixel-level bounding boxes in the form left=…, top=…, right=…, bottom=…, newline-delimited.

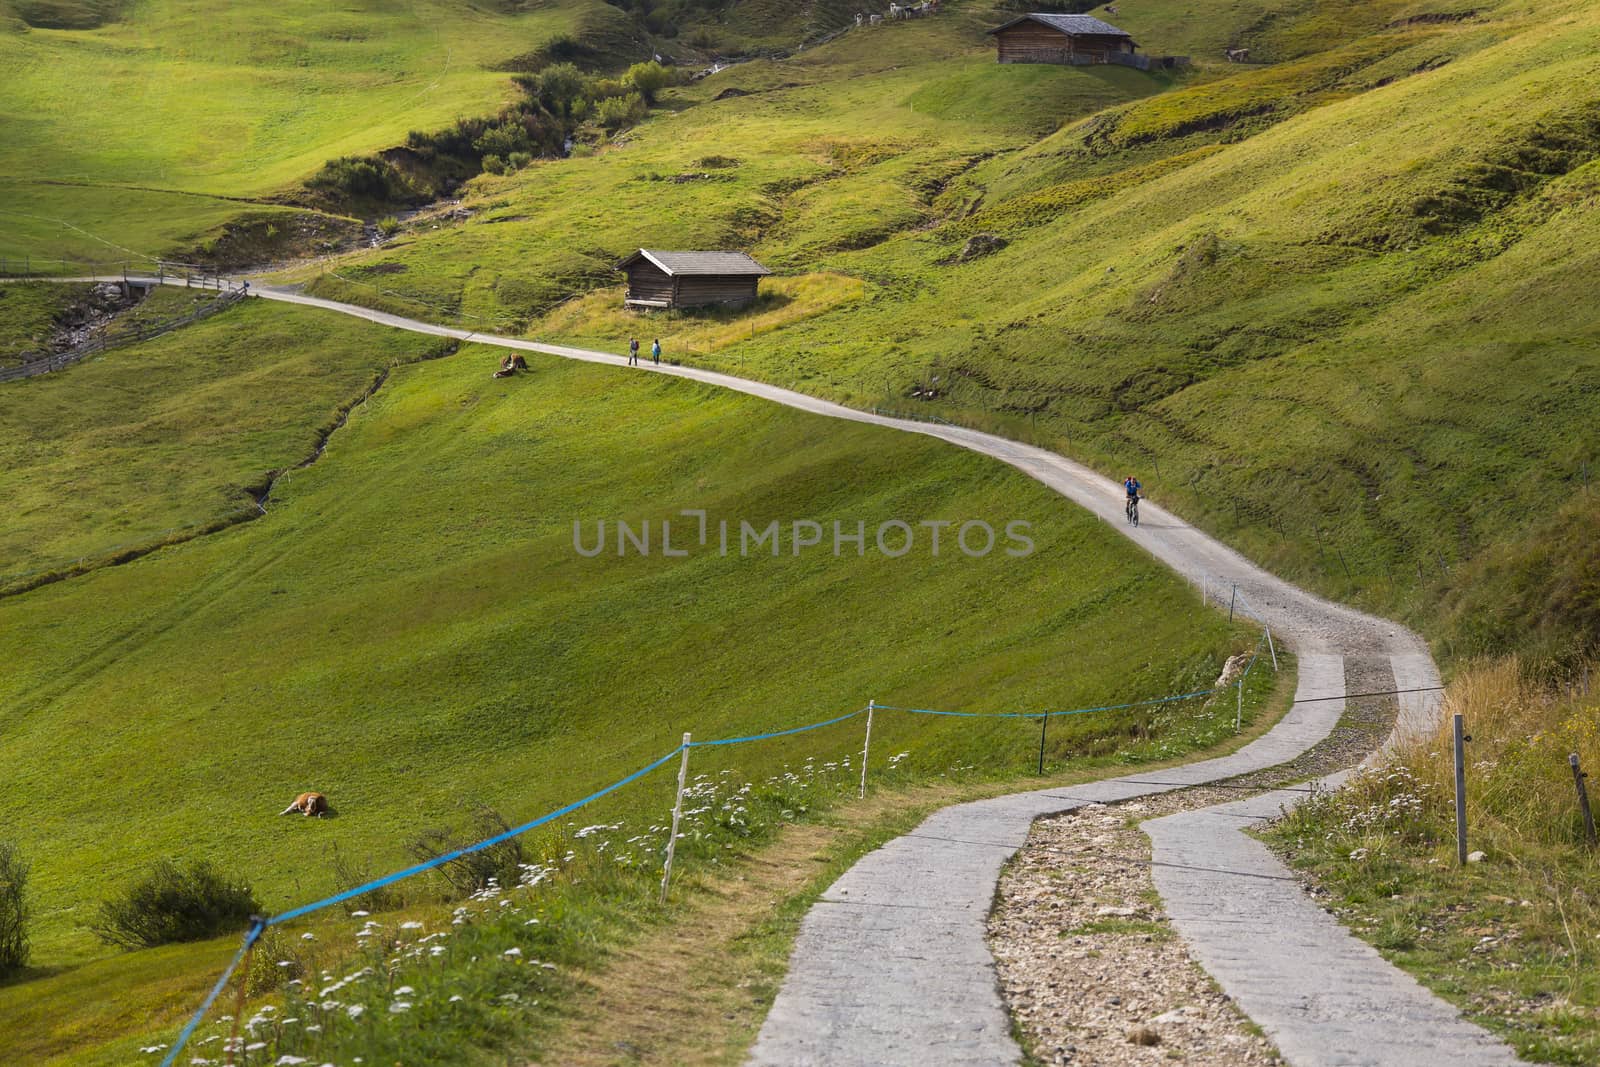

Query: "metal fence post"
left=1235, top=676, right=1243, bottom=732
left=1265, top=627, right=1278, bottom=671
left=1571, top=753, right=1597, bottom=846
left=659, top=733, right=692, bottom=903
left=1229, top=583, right=1237, bottom=622
left=1037, top=712, right=1049, bottom=774
left=859, top=700, right=875, bottom=799
left=1454, top=714, right=1469, bottom=865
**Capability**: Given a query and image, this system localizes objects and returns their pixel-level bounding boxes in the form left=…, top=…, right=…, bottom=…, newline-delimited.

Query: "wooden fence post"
left=659, top=734, right=692, bottom=903
left=859, top=701, right=875, bottom=799
left=1571, top=753, right=1596, bottom=846
left=1454, top=714, right=1469, bottom=865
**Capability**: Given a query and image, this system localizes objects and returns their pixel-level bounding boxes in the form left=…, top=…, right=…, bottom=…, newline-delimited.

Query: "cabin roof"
left=987, top=13, right=1133, bottom=38
left=616, top=249, right=773, bottom=277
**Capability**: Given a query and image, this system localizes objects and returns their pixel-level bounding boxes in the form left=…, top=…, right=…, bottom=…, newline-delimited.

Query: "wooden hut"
left=988, top=13, right=1139, bottom=65
left=616, top=249, right=772, bottom=310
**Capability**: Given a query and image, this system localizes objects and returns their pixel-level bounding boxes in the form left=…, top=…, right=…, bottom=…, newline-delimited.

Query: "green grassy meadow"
left=0, top=296, right=449, bottom=581
left=0, top=312, right=1249, bottom=972
left=282, top=0, right=1600, bottom=662
left=2, top=0, right=1599, bottom=1058
left=0, top=0, right=628, bottom=261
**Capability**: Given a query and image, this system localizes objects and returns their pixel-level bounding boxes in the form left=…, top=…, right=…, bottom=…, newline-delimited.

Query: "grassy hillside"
left=0, top=308, right=1252, bottom=972
left=286, top=0, right=1600, bottom=663
left=0, top=296, right=450, bottom=582
left=0, top=0, right=644, bottom=261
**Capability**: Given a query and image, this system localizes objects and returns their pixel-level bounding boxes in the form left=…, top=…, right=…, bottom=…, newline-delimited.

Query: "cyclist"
left=1124, top=475, right=1142, bottom=524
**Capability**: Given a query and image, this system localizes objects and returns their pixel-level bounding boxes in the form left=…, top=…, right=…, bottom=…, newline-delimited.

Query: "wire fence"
left=156, top=619, right=1283, bottom=1067
left=0, top=288, right=244, bottom=384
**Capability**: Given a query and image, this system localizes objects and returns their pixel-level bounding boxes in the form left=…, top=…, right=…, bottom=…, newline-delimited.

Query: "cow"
left=280, top=792, right=329, bottom=817
left=1225, top=47, right=1250, bottom=62
left=869, top=12, right=883, bottom=23
left=856, top=12, right=864, bottom=26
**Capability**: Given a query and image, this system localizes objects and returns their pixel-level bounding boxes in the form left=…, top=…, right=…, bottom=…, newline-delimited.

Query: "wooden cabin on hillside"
left=989, top=13, right=1139, bottom=65
left=616, top=249, right=772, bottom=310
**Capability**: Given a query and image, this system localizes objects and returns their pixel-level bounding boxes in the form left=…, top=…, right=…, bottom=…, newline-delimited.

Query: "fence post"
left=659, top=733, right=692, bottom=903
left=1265, top=627, right=1278, bottom=671
left=1235, top=676, right=1243, bottom=732
left=1571, top=753, right=1597, bottom=846
left=1037, top=712, right=1049, bottom=775
left=859, top=700, right=875, bottom=799
left=1229, top=583, right=1237, bottom=622
left=1454, top=714, right=1469, bottom=865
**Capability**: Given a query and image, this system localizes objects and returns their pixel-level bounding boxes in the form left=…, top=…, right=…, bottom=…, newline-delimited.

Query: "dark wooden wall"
left=676, top=275, right=760, bottom=308
left=624, top=262, right=674, bottom=305
left=994, top=25, right=1134, bottom=64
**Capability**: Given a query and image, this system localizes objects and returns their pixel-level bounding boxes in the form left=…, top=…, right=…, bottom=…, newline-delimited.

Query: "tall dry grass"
left=1405, top=657, right=1600, bottom=854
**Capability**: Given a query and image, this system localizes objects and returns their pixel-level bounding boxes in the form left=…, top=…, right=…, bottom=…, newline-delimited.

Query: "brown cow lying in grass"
left=280, top=791, right=329, bottom=817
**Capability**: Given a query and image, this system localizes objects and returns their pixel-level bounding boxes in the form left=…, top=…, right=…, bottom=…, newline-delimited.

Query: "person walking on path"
left=628, top=337, right=640, bottom=366
left=651, top=338, right=661, bottom=365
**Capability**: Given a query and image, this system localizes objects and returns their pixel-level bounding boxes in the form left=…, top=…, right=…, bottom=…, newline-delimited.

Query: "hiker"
left=241, top=280, right=250, bottom=295
left=651, top=338, right=661, bottom=365
left=628, top=337, right=640, bottom=366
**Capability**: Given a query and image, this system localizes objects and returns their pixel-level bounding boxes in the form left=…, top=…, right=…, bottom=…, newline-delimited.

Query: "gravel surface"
left=990, top=658, right=1403, bottom=1067
left=992, top=800, right=1284, bottom=1066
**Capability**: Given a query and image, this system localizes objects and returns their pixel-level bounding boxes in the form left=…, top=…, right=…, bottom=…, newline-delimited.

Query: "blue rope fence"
left=158, top=632, right=1282, bottom=1065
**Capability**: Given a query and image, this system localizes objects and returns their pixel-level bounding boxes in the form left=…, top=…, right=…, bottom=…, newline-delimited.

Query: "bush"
left=481, top=154, right=507, bottom=175
left=308, top=155, right=414, bottom=204
left=519, top=62, right=588, bottom=120
left=92, top=859, right=260, bottom=949
left=624, top=60, right=675, bottom=105
left=473, top=121, right=531, bottom=160
left=409, top=807, right=524, bottom=897
left=377, top=216, right=401, bottom=237
left=0, top=841, right=28, bottom=977
left=507, top=151, right=534, bottom=171
left=596, top=92, right=647, bottom=132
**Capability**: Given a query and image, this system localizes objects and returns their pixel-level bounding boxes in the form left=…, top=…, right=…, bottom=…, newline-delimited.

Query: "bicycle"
left=1126, top=494, right=1140, bottom=527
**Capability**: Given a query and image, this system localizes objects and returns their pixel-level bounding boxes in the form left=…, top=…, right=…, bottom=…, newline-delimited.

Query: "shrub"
left=409, top=807, right=524, bottom=897
left=308, top=155, right=412, bottom=203
left=624, top=60, right=675, bottom=105
left=0, top=841, right=28, bottom=977
left=596, top=93, right=647, bottom=132
left=377, top=216, right=401, bottom=237
left=92, top=859, right=260, bottom=949
left=519, top=62, right=588, bottom=120
left=507, top=151, right=534, bottom=171
left=473, top=121, right=531, bottom=160
left=481, top=154, right=507, bottom=175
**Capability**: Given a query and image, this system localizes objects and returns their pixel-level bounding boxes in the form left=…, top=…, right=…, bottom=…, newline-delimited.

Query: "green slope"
left=295, top=0, right=1600, bottom=660
left=0, top=310, right=1243, bottom=970
left=0, top=296, right=451, bottom=581
left=0, top=0, right=634, bottom=260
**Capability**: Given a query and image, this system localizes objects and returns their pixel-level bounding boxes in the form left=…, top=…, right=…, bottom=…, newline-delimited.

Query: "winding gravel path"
left=40, top=278, right=1521, bottom=1065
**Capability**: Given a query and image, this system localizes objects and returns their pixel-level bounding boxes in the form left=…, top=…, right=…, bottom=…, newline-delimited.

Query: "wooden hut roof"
left=616, top=250, right=773, bottom=277
left=987, top=13, right=1134, bottom=38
